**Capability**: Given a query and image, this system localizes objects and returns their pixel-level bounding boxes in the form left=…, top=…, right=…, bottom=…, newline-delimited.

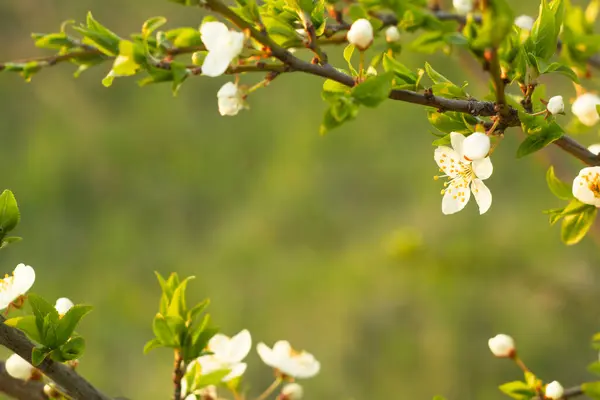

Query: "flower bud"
left=462, top=132, right=491, bottom=161
left=385, top=26, right=401, bottom=43
left=514, top=15, right=535, bottom=30
left=453, top=0, right=474, bottom=14
left=55, top=297, right=74, bottom=315
left=572, top=93, right=600, bottom=127
left=347, top=19, right=373, bottom=50
left=545, top=381, right=564, bottom=400
left=588, top=144, right=600, bottom=155
left=217, top=82, right=246, bottom=116
left=281, top=383, right=303, bottom=400
left=547, top=96, right=564, bottom=115
left=5, top=354, right=35, bottom=380
left=488, top=334, right=515, bottom=358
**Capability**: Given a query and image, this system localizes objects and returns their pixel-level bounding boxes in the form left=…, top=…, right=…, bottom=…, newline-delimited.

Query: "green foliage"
left=471, top=0, right=514, bottom=50
left=351, top=72, right=394, bottom=107
left=498, top=381, right=536, bottom=399
left=517, top=112, right=563, bottom=158
left=546, top=166, right=572, bottom=201
left=0, top=190, right=21, bottom=250
left=583, top=382, right=600, bottom=400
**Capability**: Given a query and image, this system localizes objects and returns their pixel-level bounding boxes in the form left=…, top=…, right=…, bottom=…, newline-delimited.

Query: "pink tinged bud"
left=462, top=132, right=491, bottom=161
left=545, top=381, right=564, bottom=400
left=488, top=334, right=515, bottom=358
left=347, top=19, right=374, bottom=50
left=547, top=96, right=564, bottom=115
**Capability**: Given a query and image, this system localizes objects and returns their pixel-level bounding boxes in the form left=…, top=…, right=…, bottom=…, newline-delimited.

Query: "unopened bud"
left=347, top=19, right=374, bottom=50
left=385, top=26, right=401, bottom=43
left=462, top=132, right=491, bottom=161
left=545, top=381, right=564, bottom=400
left=280, top=383, right=303, bottom=400
left=547, top=96, right=564, bottom=115
left=488, top=334, right=515, bottom=358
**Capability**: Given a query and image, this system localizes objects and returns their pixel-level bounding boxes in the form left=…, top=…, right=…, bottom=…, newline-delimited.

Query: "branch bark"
left=0, top=361, right=47, bottom=400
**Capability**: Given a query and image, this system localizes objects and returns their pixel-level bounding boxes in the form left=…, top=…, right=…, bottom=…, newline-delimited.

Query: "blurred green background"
left=2, top=0, right=600, bottom=399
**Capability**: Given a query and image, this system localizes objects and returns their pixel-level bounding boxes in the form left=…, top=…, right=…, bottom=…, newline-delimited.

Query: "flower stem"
left=358, top=50, right=365, bottom=81
left=255, top=377, right=282, bottom=400
left=486, top=118, right=500, bottom=136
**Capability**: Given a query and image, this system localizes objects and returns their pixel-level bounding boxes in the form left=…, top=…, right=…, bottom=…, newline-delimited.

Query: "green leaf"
left=583, top=382, right=600, bottom=400
left=382, top=54, right=418, bottom=89
left=31, top=347, right=51, bottom=367
left=142, top=17, right=167, bottom=38
left=546, top=166, right=573, bottom=200
left=196, top=369, right=231, bottom=388
left=428, top=111, right=473, bottom=134
left=4, top=316, right=42, bottom=343
left=167, top=276, right=195, bottom=318
left=56, top=305, right=93, bottom=345
left=561, top=205, right=597, bottom=245
left=143, top=338, right=164, bottom=354
left=471, top=0, right=514, bottom=49
left=588, top=362, right=600, bottom=376
left=188, top=299, right=210, bottom=322
left=320, top=96, right=359, bottom=135
left=516, top=121, right=564, bottom=158
left=351, top=72, right=393, bottom=107
left=28, top=294, right=59, bottom=345
left=0, top=190, right=20, bottom=235
left=0, top=236, right=22, bottom=250
left=53, top=336, right=86, bottom=362
left=343, top=44, right=358, bottom=76
left=152, top=314, right=185, bottom=347
left=498, top=381, right=536, bottom=399
left=424, top=62, right=450, bottom=84
left=73, top=12, right=121, bottom=56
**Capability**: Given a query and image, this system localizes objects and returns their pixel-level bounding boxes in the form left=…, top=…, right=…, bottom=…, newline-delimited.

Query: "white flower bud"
left=514, top=15, right=535, bottom=30
left=545, top=381, right=564, bottom=400
left=462, top=132, right=491, bottom=161
left=347, top=19, right=373, bottom=50
left=385, top=26, right=401, bottom=43
left=217, top=82, right=246, bottom=116
left=547, top=96, right=564, bottom=115
left=281, top=383, right=304, bottom=400
left=366, top=66, right=378, bottom=76
left=488, top=334, right=515, bottom=358
left=5, top=354, right=34, bottom=380
left=588, top=144, right=600, bottom=155
left=572, top=93, right=600, bottom=127
left=453, top=0, right=474, bottom=14
left=55, top=297, right=74, bottom=315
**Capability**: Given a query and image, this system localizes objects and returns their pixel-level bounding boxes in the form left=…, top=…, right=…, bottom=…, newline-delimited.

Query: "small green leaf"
left=561, top=204, right=597, bottom=245
left=351, top=72, right=394, bottom=107
left=0, top=237, right=22, bottom=249
left=167, top=276, right=195, bottom=318
left=28, top=294, right=59, bottom=344
left=583, top=382, right=600, bottom=400
left=196, top=369, right=231, bottom=388
left=53, top=336, right=86, bottom=362
left=498, top=381, right=536, bottom=399
left=56, top=305, right=93, bottom=345
left=531, top=0, right=559, bottom=60
left=188, top=299, right=210, bottom=322
left=343, top=44, right=358, bottom=76
left=0, top=190, right=20, bottom=235
left=546, top=166, right=573, bottom=200
left=516, top=121, right=564, bottom=158
left=424, top=62, right=450, bottom=84
left=144, top=338, right=164, bottom=354
left=588, top=362, right=600, bottom=376
left=4, top=316, right=42, bottom=343
left=31, top=347, right=51, bottom=366
left=143, top=17, right=167, bottom=38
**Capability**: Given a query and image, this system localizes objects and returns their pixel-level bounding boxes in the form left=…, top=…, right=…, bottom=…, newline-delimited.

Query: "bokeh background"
left=1, top=0, right=600, bottom=399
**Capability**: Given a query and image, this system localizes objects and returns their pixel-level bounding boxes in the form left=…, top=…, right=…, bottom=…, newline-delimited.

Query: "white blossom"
left=190, top=329, right=251, bottom=382
left=462, top=132, right=491, bottom=161
left=281, top=383, right=304, bottom=400
left=588, top=144, right=600, bottom=155
left=347, top=19, right=373, bottom=50
left=545, top=381, right=564, bottom=400
left=488, top=334, right=515, bottom=358
left=217, top=82, right=246, bottom=116
left=434, top=132, right=493, bottom=215
left=200, top=22, right=245, bottom=77
left=547, top=96, right=565, bottom=115
left=257, top=340, right=320, bottom=379
left=55, top=297, right=74, bottom=316
left=453, top=0, right=474, bottom=14
left=572, top=167, right=600, bottom=207
left=514, top=15, right=535, bottom=30
left=5, top=354, right=35, bottom=380
left=572, top=93, right=600, bottom=126
left=385, top=26, right=401, bottom=43
left=0, top=264, right=35, bottom=310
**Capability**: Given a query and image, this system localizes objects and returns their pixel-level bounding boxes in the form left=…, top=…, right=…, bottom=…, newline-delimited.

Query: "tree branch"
left=0, top=361, right=47, bottom=400
left=0, top=318, right=111, bottom=400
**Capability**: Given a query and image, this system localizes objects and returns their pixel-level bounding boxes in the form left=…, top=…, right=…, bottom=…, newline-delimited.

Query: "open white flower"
left=217, top=82, right=246, bottom=116
left=572, top=93, right=600, bottom=126
left=347, top=19, right=373, bottom=50
left=191, top=329, right=251, bottom=382
left=434, top=132, right=493, bottom=215
left=0, top=264, right=35, bottom=310
left=588, top=144, right=600, bottom=155
left=281, top=383, right=304, bottom=400
left=514, top=15, right=535, bottom=30
left=55, top=297, right=74, bottom=316
left=545, top=381, right=564, bottom=400
left=5, top=354, right=35, bottom=380
left=573, top=167, right=600, bottom=206
left=200, top=22, right=245, bottom=77
left=453, top=0, right=474, bottom=14
left=547, top=96, right=564, bottom=115
left=257, top=340, right=320, bottom=379
left=488, top=334, right=515, bottom=358
left=385, top=26, right=401, bottom=43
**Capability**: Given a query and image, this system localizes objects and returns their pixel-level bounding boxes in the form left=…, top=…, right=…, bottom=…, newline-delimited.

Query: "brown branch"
left=532, top=385, right=584, bottom=400
left=0, top=361, right=47, bottom=400
left=0, top=318, right=111, bottom=400
left=172, top=350, right=184, bottom=400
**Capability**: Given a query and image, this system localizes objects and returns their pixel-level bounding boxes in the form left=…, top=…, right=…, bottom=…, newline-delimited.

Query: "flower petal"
left=200, top=22, right=230, bottom=51
left=573, top=172, right=600, bottom=206
left=434, top=146, right=461, bottom=178
left=442, top=181, right=471, bottom=215
left=450, top=132, right=465, bottom=158
left=226, top=31, right=245, bottom=58
left=472, top=157, right=493, bottom=180
left=471, top=179, right=492, bottom=214
left=228, top=329, right=251, bottom=363
left=202, top=51, right=233, bottom=77
left=256, top=342, right=276, bottom=368
left=223, top=362, right=247, bottom=381
left=13, top=264, right=35, bottom=295
left=208, top=334, right=231, bottom=359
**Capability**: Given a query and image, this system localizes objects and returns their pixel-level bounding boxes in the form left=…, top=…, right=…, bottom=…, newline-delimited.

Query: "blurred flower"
left=280, top=383, right=304, bottom=399
left=462, top=132, right=491, bottom=161
left=198, top=385, right=217, bottom=400
left=545, top=381, right=564, bottom=400
left=55, top=297, right=74, bottom=316
left=5, top=354, right=35, bottom=380
left=514, top=15, right=535, bottom=30
left=257, top=340, right=320, bottom=378
left=366, top=66, right=378, bottom=76
left=434, top=132, right=493, bottom=215
left=453, top=0, right=474, bottom=14
left=588, top=144, right=600, bottom=155
left=0, top=264, right=35, bottom=310
left=190, top=329, right=251, bottom=382
left=347, top=19, right=373, bottom=50
left=488, top=334, right=515, bottom=358
left=547, top=96, right=565, bottom=115
left=385, top=26, right=401, bottom=43
left=200, top=22, right=245, bottom=77
left=572, top=167, right=600, bottom=207
left=217, top=82, right=247, bottom=116
left=572, top=93, right=600, bottom=126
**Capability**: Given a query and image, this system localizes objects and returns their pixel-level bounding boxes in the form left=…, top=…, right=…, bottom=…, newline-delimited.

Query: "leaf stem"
left=255, top=377, right=282, bottom=400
